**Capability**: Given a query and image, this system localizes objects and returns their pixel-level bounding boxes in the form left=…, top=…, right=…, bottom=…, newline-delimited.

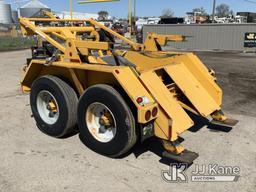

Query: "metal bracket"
left=211, top=110, right=239, bottom=127
left=45, top=50, right=61, bottom=66
left=140, top=123, right=155, bottom=142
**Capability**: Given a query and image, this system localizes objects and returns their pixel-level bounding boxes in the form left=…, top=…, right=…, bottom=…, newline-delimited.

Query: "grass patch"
left=0, top=36, right=34, bottom=51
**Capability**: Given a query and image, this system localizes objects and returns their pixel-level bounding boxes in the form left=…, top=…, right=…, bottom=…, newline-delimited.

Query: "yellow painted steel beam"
left=68, top=68, right=85, bottom=94
left=112, top=67, right=158, bottom=124
left=144, top=33, right=186, bottom=51
left=26, top=18, right=90, bottom=22
left=22, top=17, right=142, bottom=51
left=75, top=40, right=110, bottom=50
left=19, top=18, right=66, bottom=53
left=51, top=32, right=66, bottom=40
left=89, top=19, right=143, bottom=50
left=164, top=64, right=220, bottom=117
left=140, top=70, right=194, bottom=141
left=42, top=10, right=58, bottom=19
left=40, top=27, right=95, bottom=33
left=167, top=53, right=223, bottom=106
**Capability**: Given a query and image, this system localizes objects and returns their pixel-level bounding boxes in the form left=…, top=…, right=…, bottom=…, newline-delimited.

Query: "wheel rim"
left=36, top=90, right=59, bottom=125
left=86, top=102, right=117, bottom=143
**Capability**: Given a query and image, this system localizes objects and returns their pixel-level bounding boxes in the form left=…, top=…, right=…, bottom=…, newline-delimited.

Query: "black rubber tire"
left=30, top=75, right=78, bottom=138
left=77, top=84, right=137, bottom=157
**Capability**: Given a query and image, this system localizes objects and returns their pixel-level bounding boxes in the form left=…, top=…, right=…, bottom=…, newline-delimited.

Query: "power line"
left=244, top=0, right=256, bottom=4
left=212, top=0, right=216, bottom=22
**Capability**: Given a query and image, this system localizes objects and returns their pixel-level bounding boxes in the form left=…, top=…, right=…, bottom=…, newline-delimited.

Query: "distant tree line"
left=97, top=3, right=234, bottom=21
left=161, top=3, right=234, bottom=18
left=98, top=11, right=109, bottom=20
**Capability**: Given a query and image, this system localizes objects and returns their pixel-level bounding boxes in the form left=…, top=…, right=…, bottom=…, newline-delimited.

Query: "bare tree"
left=192, top=7, right=208, bottom=16
left=98, top=11, right=109, bottom=21
left=216, top=4, right=233, bottom=17
left=161, top=9, right=174, bottom=18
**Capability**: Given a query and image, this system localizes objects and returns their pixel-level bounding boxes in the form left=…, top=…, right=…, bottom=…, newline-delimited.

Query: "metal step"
left=162, top=150, right=199, bottom=164
left=211, top=118, right=239, bottom=127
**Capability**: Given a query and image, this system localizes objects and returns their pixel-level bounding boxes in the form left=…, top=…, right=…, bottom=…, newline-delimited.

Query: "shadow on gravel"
left=130, top=113, right=233, bottom=167
left=131, top=137, right=194, bottom=168
left=188, top=113, right=233, bottom=133
left=76, top=113, right=233, bottom=167
left=59, top=126, right=79, bottom=139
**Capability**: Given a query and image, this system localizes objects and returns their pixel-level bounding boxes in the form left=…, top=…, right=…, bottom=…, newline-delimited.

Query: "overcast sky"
left=7, top=0, right=256, bottom=18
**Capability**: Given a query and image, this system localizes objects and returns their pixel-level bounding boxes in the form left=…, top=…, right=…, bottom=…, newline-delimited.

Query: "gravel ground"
left=0, top=50, right=255, bottom=192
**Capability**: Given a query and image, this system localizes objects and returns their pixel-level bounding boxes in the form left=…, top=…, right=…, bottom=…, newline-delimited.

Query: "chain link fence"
left=0, top=23, right=34, bottom=51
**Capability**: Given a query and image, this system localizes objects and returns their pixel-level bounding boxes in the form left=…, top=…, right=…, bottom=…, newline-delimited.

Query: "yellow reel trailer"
left=19, top=16, right=238, bottom=163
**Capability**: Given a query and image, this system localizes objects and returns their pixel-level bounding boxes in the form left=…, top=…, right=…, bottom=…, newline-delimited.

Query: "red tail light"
left=136, top=96, right=150, bottom=106
left=145, top=110, right=151, bottom=121
left=136, top=97, right=143, bottom=104
left=152, top=107, right=158, bottom=117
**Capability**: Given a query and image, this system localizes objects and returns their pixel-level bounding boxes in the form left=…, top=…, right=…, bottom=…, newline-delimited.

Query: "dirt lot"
left=0, top=50, right=255, bottom=192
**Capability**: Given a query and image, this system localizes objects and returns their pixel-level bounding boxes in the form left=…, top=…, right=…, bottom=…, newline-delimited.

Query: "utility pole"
left=134, top=0, right=136, bottom=22
left=78, top=0, right=133, bottom=37
left=70, top=0, right=73, bottom=19
left=212, top=0, right=216, bottom=23
left=128, top=0, right=132, bottom=37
